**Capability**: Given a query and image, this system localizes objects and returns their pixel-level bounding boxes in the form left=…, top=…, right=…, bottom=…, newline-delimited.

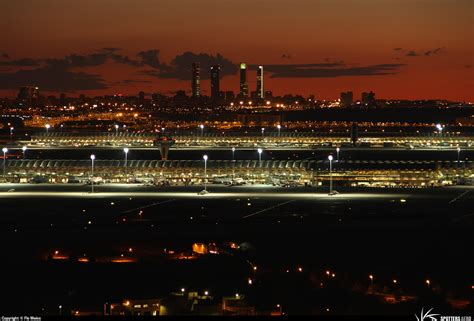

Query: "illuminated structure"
left=210, top=65, right=220, bottom=100
left=239, top=63, right=248, bottom=97
left=17, top=86, right=39, bottom=105
left=340, top=91, right=353, bottom=107
left=256, top=66, right=264, bottom=99
left=192, top=63, right=201, bottom=97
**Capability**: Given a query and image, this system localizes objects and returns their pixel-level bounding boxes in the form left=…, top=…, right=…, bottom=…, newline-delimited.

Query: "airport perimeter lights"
left=277, top=124, right=281, bottom=137
left=336, top=147, right=340, bottom=162
left=199, top=124, right=204, bottom=136
left=328, top=155, right=334, bottom=195
left=203, top=154, right=208, bottom=192
left=45, top=124, right=51, bottom=134
left=124, top=148, right=129, bottom=176
left=2, top=147, right=7, bottom=179
left=90, top=154, right=96, bottom=193
left=22, top=146, right=27, bottom=159
left=258, top=148, right=263, bottom=163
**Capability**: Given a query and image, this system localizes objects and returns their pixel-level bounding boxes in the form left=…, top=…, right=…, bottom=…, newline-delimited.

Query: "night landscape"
left=0, top=1, right=473, bottom=320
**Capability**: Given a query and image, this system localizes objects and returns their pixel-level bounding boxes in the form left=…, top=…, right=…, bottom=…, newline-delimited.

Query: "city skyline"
left=0, top=0, right=472, bottom=101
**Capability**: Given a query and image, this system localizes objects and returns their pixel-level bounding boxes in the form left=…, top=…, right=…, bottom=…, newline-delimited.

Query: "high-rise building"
left=239, top=63, right=248, bottom=97
left=192, top=63, right=201, bottom=97
left=138, top=91, right=145, bottom=102
left=210, top=65, right=220, bottom=99
left=340, top=91, right=353, bottom=107
left=361, top=91, right=376, bottom=106
left=256, top=66, right=264, bottom=99
left=18, top=86, right=39, bottom=102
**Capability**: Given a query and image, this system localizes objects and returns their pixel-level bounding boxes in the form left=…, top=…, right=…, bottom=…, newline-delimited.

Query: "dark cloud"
left=0, top=66, right=107, bottom=92
left=258, top=63, right=404, bottom=78
left=153, top=52, right=238, bottom=80
left=466, top=65, right=471, bottom=69
left=137, top=50, right=161, bottom=68
left=101, top=47, right=121, bottom=53
left=396, top=47, right=447, bottom=57
left=424, top=47, right=446, bottom=56
left=406, top=50, right=420, bottom=57
left=1, top=53, right=10, bottom=59
left=117, top=79, right=152, bottom=84
left=281, top=54, right=292, bottom=59
left=0, top=58, right=41, bottom=67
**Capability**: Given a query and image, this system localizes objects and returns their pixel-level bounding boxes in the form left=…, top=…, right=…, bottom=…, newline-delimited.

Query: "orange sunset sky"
left=0, top=0, right=473, bottom=101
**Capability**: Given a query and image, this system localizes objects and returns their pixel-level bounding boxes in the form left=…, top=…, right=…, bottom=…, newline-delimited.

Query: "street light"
left=257, top=148, right=263, bottom=163
left=277, top=124, right=281, bottom=137
left=2, top=147, right=7, bottom=179
left=22, top=146, right=27, bottom=159
left=124, top=148, right=129, bottom=177
left=435, top=123, right=443, bottom=135
left=114, top=124, right=119, bottom=134
left=199, top=124, right=204, bottom=136
left=261, top=127, right=265, bottom=137
left=59, top=305, right=62, bottom=316
left=90, top=154, right=95, bottom=193
left=232, top=147, right=235, bottom=161
left=10, top=127, right=14, bottom=137
left=336, top=147, right=340, bottom=162
left=203, top=154, right=208, bottom=192
left=328, top=155, right=333, bottom=195
left=45, top=124, right=51, bottom=133
left=457, top=147, right=461, bottom=163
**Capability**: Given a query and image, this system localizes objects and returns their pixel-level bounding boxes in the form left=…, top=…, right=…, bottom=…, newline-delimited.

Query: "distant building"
left=361, top=91, right=376, bottom=106
left=210, top=65, right=220, bottom=99
left=138, top=91, right=145, bottom=102
left=192, top=63, right=201, bottom=97
left=59, top=93, right=68, bottom=106
left=18, top=86, right=39, bottom=103
left=219, top=91, right=225, bottom=101
left=256, top=66, right=264, bottom=99
left=225, top=91, right=235, bottom=101
left=239, top=63, right=248, bottom=98
left=340, top=91, right=353, bottom=107
left=264, top=91, right=273, bottom=100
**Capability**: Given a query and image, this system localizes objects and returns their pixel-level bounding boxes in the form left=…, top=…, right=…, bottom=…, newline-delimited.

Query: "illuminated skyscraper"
left=210, top=65, right=220, bottom=99
left=239, top=63, right=248, bottom=97
left=340, top=91, right=353, bottom=107
left=192, top=63, right=200, bottom=97
left=256, top=66, right=264, bottom=99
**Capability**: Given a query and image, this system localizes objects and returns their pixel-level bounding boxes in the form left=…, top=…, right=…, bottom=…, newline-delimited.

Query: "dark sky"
left=0, top=0, right=473, bottom=101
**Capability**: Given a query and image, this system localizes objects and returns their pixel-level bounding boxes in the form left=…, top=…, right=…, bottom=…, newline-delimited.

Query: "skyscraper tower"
left=239, top=63, right=248, bottom=97
left=210, top=65, right=220, bottom=99
left=192, top=62, right=200, bottom=97
left=256, top=66, right=264, bottom=99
